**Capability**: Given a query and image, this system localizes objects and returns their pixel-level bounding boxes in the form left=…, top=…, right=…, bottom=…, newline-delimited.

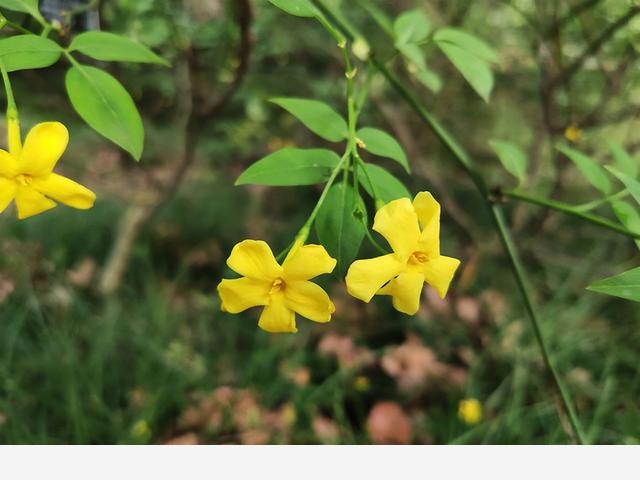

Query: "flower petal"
left=285, top=280, right=335, bottom=323
left=422, top=255, right=460, bottom=298
left=218, top=277, right=271, bottom=313
left=20, top=122, right=69, bottom=176
left=414, top=191, right=440, bottom=256
left=0, top=149, right=18, bottom=177
left=227, top=240, right=283, bottom=281
left=258, top=296, right=297, bottom=333
left=0, top=177, right=17, bottom=214
left=30, top=173, right=96, bottom=210
left=346, top=253, right=404, bottom=302
left=373, top=197, right=420, bottom=258
left=15, top=185, right=56, bottom=219
left=283, top=243, right=336, bottom=281
left=378, top=272, right=425, bottom=315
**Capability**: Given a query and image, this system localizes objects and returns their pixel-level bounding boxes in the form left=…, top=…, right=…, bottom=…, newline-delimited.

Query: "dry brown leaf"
left=313, top=416, right=340, bottom=444
left=164, top=432, right=199, bottom=445
left=67, top=257, right=96, bottom=288
left=367, top=401, right=412, bottom=445
left=318, top=333, right=374, bottom=368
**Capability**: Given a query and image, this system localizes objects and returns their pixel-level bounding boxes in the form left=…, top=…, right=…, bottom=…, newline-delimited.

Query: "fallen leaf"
left=367, top=402, right=412, bottom=444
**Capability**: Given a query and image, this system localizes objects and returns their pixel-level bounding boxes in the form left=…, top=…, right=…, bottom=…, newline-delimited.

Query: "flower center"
left=269, top=278, right=285, bottom=295
left=409, top=251, right=429, bottom=264
left=15, top=173, right=33, bottom=186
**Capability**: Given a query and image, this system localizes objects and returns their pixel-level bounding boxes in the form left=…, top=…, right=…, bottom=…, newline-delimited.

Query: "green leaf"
left=396, top=42, right=427, bottom=71
left=610, top=200, right=640, bottom=250
left=65, top=65, right=144, bottom=160
left=68, top=32, right=169, bottom=66
left=489, top=139, right=528, bottom=183
left=0, top=35, right=62, bottom=72
left=587, top=267, right=640, bottom=303
left=433, top=28, right=498, bottom=62
left=0, top=0, right=41, bottom=18
left=393, top=9, right=431, bottom=45
left=315, top=183, right=366, bottom=275
left=236, top=148, right=340, bottom=186
left=556, top=144, right=611, bottom=195
left=268, top=0, right=316, bottom=17
left=435, top=42, right=494, bottom=102
left=271, top=98, right=348, bottom=142
left=357, top=127, right=410, bottom=173
left=607, top=142, right=638, bottom=178
left=606, top=166, right=640, bottom=206
left=415, top=69, right=442, bottom=93
left=358, top=163, right=411, bottom=203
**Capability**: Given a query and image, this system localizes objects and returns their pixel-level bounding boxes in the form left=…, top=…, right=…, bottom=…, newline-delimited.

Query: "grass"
left=0, top=174, right=638, bottom=445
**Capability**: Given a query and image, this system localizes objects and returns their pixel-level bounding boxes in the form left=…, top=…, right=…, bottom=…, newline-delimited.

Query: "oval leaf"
left=587, top=267, right=640, bottom=303
left=0, top=35, right=62, bottom=72
left=396, top=42, right=427, bottom=71
left=268, top=0, right=316, bottom=17
left=489, top=139, right=528, bottom=183
left=435, top=42, right=494, bottom=102
left=69, top=31, right=169, bottom=66
left=0, top=0, right=41, bottom=17
left=393, top=9, right=431, bottom=45
left=433, top=28, right=498, bottom=62
left=357, top=127, right=410, bottom=173
left=236, top=148, right=340, bottom=186
left=610, top=200, right=640, bottom=250
left=556, top=144, right=611, bottom=195
left=65, top=65, right=144, bottom=160
left=607, top=141, right=638, bottom=179
left=271, top=97, right=348, bottom=142
left=606, top=166, right=640, bottom=206
left=358, top=163, right=411, bottom=203
left=416, top=69, right=442, bottom=93
left=315, top=183, right=366, bottom=275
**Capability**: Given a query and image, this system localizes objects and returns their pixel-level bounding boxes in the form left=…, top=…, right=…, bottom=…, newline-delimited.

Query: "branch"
left=313, top=0, right=587, bottom=444
left=99, top=0, right=254, bottom=295
left=550, top=5, right=640, bottom=88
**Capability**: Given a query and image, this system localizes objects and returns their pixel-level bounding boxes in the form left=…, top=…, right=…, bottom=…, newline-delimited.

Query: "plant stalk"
left=310, top=0, right=587, bottom=444
left=506, top=190, right=640, bottom=239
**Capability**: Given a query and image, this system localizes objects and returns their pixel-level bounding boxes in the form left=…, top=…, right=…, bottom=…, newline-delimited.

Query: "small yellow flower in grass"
left=346, top=192, right=460, bottom=315
left=564, top=124, right=582, bottom=143
left=354, top=375, right=370, bottom=392
left=458, top=398, right=482, bottom=425
left=0, top=121, right=95, bottom=219
left=218, top=239, right=337, bottom=333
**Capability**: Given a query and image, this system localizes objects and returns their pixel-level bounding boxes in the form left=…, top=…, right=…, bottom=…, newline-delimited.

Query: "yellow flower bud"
left=458, top=398, right=483, bottom=425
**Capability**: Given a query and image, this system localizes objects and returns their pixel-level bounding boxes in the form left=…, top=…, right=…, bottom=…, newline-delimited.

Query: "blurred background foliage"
left=0, top=0, right=639, bottom=444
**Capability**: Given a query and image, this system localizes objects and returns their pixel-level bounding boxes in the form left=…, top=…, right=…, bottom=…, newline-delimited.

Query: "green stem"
left=491, top=206, right=587, bottom=444
left=363, top=224, right=388, bottom=255
left=63, top=50, right=81, bottom=67
left=506, top=190, right=640, bottom=239
left=300, top=152, right=350, bottom=235
left=276, top=151, right=350, bottom=262
left=0, top=60, right=17, bottom=112
left=574, top=189, right=630, bottom=212
left=310, top=0, right=586, bottom=444
left=4, top=20, right=33, bottom=34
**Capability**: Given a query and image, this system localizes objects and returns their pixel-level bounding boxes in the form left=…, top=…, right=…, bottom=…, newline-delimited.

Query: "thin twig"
left=312, top=0, right=587, bottom=444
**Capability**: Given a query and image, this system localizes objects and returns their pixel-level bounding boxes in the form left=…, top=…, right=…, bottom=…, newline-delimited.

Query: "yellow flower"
left=346, top=192, right=460, bottom=315
left=0, top=121, right=95, bottom=219
left=458, top=398, right=482, bottom=425
left=564, top=124, right=582, bottom=143
left=218, top=239, right=337, bottom=333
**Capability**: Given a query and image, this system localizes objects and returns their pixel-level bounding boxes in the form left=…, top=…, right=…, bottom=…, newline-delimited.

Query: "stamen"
left=15, top=174, right=33, bottom=186
left=409, top=252, right=429, bottom=264
left=270, top=278, right=285, bottom=295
